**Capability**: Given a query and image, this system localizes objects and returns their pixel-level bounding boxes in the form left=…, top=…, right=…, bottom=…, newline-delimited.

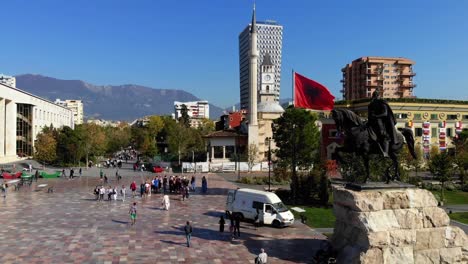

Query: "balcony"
left=400, top=83, right=417, bottom=88
left=340, top=79, right=345, bottom=83
left=367, top=70, right=380, bottom=75
left=399, top=72, right=416, bottom=77
left=365, top=82, right=380, bottom=87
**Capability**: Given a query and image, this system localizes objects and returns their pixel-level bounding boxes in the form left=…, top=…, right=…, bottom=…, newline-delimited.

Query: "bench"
left=291, top=207, right=307, bottom=224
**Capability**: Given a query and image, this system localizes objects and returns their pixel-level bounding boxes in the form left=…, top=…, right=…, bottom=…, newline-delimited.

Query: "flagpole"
left=292, top=69, right=295, bottom=107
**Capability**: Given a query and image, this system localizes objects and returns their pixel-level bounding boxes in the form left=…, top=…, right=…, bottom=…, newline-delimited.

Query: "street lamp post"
left=192, top=150, right=195, bottom=173
left=237, top=134, right=241, bottom=180
left=291, top=124, right=297, bottom=203
left=267, top=137, right=272, bottom=192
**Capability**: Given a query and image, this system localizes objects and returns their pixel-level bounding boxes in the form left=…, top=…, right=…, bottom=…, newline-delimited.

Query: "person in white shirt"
left=256, top=248, right=267, bottom=264
left=121, top=185, right=127, bottom=202
left=162, top=195, right=170, bottom=210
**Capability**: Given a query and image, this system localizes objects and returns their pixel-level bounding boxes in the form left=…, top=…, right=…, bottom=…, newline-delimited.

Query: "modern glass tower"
left=239, top=20, right=283, bottom=110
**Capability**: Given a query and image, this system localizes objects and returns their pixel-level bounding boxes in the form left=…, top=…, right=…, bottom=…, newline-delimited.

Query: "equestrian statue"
left=331, top=90, right=417, bottom=183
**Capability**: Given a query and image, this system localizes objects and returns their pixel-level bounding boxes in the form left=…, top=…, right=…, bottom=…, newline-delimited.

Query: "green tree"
left=56, top=126, right=84, bottom=165
left=179, top=104, right=190, bottom=128
left=105, top=125, right=131, bottom=155
left=167, top=122, right=190, bottom=164
left=429, top=152, right=453, bottom=204
left=453, top=129, right=468, bottom=184
left=34, top=130, right=57, bottom=164
left=197, top=118, right=215, bottom=135
left=247, top=144, right=259, bottom=172
left=80, top=123, right=107, bottom=167
left=147, top=115, right=165, bottom=138
left=272, top=106, right=320, bottom=203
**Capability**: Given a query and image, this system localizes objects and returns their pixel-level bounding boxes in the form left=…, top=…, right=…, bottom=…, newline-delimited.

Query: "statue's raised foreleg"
left=389, top=151, right=400, bottom=181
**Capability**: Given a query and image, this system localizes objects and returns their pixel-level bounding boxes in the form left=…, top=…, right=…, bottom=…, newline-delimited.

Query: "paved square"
left=0, top=165, right=326, bottom=263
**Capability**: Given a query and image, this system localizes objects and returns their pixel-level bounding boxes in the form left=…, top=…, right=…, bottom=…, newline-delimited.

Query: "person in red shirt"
left=130, top=181, right=137, bottom=198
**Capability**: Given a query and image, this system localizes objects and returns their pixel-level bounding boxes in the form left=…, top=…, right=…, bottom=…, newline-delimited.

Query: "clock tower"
left=259, top=53, right=276, bottom=103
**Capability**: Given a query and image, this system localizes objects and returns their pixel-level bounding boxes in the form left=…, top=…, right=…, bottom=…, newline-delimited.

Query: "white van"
left=226, top=188, right=295, bottom=227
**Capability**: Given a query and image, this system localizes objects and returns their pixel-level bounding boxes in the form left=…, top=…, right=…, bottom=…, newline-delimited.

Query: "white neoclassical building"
left=0, top=83, right=74, bottom=162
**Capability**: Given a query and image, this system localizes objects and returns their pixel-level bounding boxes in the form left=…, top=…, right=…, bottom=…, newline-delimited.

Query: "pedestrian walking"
left=104, top=174, right=108, bottom=184
left=234, top=214, right=241, bottom=238
left=129, top=202, right=137, bottom=226
left=130, top=181, right=137, bottom=197
left=121, top=185, right=127, bottom=202
left=184, top=221, right=193, bottom=247
left=34, top=170, right=39, bottom=182
left=190, top=176, right=196, bottom=191
left=201, top=176, right=207, bottom=193
left=99, top=169, right=103, bottom=179
left=254, top=209, right=260, bottom=230
left=219, top=215, right=225, bottom=233
left=79, top=168, right=82, bottom=177
left=1, top=182, right=7, bottom=199
left=255, top=248, right=268, bottom=264
left=162, top=194, right=170, bottom=210
left=99, top=186, right=105, bottom=201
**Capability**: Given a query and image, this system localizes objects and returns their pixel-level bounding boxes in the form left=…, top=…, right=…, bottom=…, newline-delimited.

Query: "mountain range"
left=15, top=74, right=225, bottom=121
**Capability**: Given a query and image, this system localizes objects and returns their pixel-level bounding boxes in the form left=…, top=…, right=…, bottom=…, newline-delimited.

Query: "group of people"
left=94, top=185, right=127, bottom=201
left=61, top=168, right=82, bottom=178
left=220, top=213, right=242, bottom=239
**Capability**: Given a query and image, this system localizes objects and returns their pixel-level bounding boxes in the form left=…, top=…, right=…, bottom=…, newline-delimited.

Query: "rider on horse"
left=367, top=90, right=399, bottom=158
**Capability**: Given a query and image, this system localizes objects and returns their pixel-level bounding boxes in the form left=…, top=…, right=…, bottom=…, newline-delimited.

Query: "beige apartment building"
left=341, top=56, right=416, bottom=100
left=55, top=99, right=84, bottom=125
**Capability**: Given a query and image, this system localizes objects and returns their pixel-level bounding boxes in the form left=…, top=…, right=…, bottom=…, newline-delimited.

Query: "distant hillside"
left=15, top=74, right=224, bottom=121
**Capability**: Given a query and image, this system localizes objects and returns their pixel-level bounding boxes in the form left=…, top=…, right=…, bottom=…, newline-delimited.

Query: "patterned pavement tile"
left=0, top=165, right=326, bottom=263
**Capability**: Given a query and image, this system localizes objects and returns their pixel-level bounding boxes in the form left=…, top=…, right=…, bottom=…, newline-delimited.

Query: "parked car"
left=152, top=165, right=164, bottom=173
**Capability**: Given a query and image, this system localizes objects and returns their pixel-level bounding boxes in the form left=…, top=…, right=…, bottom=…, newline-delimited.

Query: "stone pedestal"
left=332, top=186, right=468, bottom=263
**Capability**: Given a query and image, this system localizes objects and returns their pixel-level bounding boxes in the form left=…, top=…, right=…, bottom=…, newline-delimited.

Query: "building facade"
left=0, top=83, right=74, bottom=162
left=341, top=57, right=416, bottom=100
left=174, top=101, right=209, bottom=128
left=239, top=19, right=283, bottom=110
left=0, top=74, right=16, bottom=88
left=55, top=99, right=84, bottom=125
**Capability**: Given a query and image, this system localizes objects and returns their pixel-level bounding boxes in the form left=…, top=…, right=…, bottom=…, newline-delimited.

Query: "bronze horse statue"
left=331, top=109, right=417, bottom=183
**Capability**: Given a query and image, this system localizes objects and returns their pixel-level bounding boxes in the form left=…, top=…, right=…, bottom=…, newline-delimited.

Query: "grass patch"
left=449, top=212, right=468, bottom=224
left=289, top=206, right=335, bottom=228
left=430, top=190, right=468, bottom=205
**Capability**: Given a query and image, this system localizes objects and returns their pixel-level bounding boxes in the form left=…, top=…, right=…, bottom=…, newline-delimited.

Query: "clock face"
left=264, top=74, right=272, bottom=81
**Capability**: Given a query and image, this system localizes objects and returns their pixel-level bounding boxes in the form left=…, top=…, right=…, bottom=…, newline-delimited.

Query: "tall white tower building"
left=239, top=14, right=283, bottom=110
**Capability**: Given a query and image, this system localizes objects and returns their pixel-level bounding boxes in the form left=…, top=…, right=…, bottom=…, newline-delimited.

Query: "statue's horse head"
left=331, top=109, right=363, bottom=133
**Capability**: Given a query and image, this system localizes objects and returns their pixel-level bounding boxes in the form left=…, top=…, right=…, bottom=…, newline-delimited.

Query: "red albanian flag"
left=294, top=72, right=335, bottom=110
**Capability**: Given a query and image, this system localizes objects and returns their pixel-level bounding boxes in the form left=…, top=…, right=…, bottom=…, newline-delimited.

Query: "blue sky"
left=2, top=0, right=467, bottom=107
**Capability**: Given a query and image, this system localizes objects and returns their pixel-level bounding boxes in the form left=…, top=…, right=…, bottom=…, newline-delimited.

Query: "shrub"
left=238, top=176, right=253, bottom=184
left=462, top=184, right=468, bottom=192
left=275, top=189, right=291, bottom=203
left=453, top=184, right=462, bottom=190
left=421, top=182, right=432, bottom=190
left=408, top=176, right=422, bottom=186
left=432, top=185, right=442, bottom=191
left=444, top=183, right=456, bottom=191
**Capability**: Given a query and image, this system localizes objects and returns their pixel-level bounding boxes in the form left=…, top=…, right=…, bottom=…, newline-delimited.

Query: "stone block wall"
left=332, top=186, right=468, bottom=263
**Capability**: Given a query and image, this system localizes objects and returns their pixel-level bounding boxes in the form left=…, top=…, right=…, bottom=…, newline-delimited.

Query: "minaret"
left=248, top=5, right=259, bottom=148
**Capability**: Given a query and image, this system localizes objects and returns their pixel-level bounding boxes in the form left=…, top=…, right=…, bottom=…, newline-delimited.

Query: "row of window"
left=414, top=128, right=453, bottom=137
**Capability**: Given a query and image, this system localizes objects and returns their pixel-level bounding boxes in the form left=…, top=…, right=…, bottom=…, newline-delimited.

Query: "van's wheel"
left=272, top=220, right=281, bottom=228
